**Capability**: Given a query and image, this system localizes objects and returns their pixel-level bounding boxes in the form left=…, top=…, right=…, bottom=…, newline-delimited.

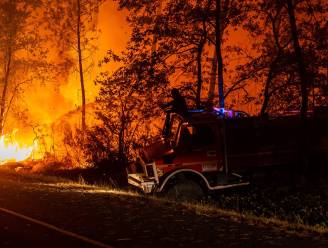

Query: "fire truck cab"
left=128, top=108, right=250, bottom=199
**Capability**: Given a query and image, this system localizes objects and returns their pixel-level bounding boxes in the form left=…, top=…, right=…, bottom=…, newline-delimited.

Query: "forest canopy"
left=0, top=0, right=326, bottom=168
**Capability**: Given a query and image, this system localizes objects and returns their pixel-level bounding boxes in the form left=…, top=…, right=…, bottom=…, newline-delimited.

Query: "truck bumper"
left=128, top=173, right=157, bottom=194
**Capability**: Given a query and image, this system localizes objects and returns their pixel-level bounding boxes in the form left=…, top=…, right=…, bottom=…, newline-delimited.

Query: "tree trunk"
left=0, top=49, right=12, bottom=134
left=208, top=49, right=217, bottom=105
left=118, top=114, right=126, bottom=164
left=196, top=41, right=205, bottom=109
left=260, top=69, right=273, bottom=116
left=77, top=0, right=86, bottom=131
left=286, top=0, right=308, bottom=118
left=260, top=57, right=279, bottom=116
left=215, top=0, right=225, bottom=108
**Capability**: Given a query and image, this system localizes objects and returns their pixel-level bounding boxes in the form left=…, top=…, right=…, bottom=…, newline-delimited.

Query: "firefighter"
left=162, top=88, right=188, bottom=116
left=161, top=88, right=189, bottom=136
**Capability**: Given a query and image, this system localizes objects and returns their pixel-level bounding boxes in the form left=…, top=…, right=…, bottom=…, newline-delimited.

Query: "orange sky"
left=61, top=0, right=129, bottom=110
left=21, top=1, right=129, bottom=127
left=98, top=1, right=129, bottom=55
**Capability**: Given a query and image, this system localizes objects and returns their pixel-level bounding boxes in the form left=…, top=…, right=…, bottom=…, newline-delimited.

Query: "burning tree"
left=0, top=0, right=46, bottom=135
left=44, top=0, right=104, bottom=132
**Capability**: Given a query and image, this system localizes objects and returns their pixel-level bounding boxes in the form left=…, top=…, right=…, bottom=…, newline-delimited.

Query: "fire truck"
left=127, top=107, right=328, bottom=199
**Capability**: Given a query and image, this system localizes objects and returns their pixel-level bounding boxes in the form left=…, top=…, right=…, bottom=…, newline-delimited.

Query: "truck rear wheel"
left=164, top=179, right=205, bottom=202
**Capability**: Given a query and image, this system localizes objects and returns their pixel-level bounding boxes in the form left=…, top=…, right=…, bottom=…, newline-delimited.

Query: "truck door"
left=174, top=123, right=221, bottom=173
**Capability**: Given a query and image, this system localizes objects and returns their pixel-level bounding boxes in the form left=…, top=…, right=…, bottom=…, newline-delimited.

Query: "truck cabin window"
left=168, top=115, right=183, bottom=146
left=192, top=124, right=215, bottom=147
left=177, top=124, right=215, bottom=150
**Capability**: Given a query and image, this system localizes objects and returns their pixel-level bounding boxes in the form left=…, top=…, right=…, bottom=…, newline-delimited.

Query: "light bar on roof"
left=188, top=109, right=205, bottom=113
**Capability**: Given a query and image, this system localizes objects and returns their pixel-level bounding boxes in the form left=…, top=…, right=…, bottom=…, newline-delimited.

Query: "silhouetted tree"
left=286, top=0, right=308, bottom=118
left=165, top=0, right=212, bottom=108
left=236, top=1, right=294, bottom=115
left=237, top=0, right=327, bottom=115
left=211, top=0, right=247, bottom=108
left=0, top=0, right=46, bottom=134
left=44, top=0, right=104, bottom=132
left=95, top=48, right=168, bottom=163
left=116, top=0, right=248, bottom=109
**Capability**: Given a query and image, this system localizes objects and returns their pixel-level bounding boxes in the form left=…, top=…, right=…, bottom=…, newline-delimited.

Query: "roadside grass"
left=0, top=168, right=141, bottom=206
left=207, top=184, right=328, bottom=232
left=146, top=194, right=328, bottom=235
left=2, top=166, right=328, bottom=236
left=180, top=201, right=328, bottom=235
left=0, top=166, right=73, bottom=184
left=0, top=165, right=137, bottom=196
left=36, top=176, right=328, bottom=235
left=38, top=180, right=139, bottom=197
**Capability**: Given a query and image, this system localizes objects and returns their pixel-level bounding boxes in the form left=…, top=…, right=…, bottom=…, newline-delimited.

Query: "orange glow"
left=18, top=1, right=129, bottom=131
left=0, top=130, right=40, bottom=165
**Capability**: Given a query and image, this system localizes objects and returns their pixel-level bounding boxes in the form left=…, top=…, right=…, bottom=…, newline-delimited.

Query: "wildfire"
left=0, top=130, right=38, bottom=165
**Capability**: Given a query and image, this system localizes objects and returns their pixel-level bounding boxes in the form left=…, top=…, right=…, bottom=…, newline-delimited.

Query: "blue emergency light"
left=213, top=107, right=235, bottom=118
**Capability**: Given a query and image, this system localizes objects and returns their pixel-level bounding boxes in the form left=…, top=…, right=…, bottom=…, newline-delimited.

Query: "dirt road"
left=0, top=170, right=327, bottom=248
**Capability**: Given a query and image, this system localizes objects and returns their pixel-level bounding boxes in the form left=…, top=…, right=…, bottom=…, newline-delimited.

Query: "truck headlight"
left=156, top=168, right=164, bottom=177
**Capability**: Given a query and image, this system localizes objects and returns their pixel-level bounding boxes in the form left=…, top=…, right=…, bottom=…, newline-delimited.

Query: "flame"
left=0, top=130, right=38, bottom=165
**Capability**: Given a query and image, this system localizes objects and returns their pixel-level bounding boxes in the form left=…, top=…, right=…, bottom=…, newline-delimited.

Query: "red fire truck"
left=128, top=107, right=328, bottom=199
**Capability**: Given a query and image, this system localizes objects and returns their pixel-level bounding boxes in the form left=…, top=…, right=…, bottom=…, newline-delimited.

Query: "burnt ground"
left=0, top=169, right=327, bottom=248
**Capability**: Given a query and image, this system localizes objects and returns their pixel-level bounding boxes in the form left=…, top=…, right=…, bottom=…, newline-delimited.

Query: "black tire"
left=164, top=179, right=205, bottom=202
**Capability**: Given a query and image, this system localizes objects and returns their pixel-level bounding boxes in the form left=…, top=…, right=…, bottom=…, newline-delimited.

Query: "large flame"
left=0, top=130, right=38, bottom=165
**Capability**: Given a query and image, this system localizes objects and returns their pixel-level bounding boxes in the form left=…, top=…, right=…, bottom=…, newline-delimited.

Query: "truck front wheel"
left=164, top=179, right=205, bottom=202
